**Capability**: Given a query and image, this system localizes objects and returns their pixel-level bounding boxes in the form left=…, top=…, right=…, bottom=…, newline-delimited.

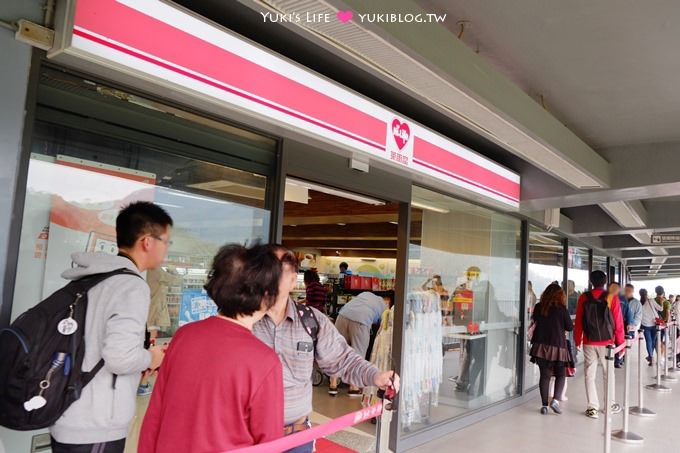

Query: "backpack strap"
left=74, top=268, right=144, bottom=391
left=294, top=301, right=320, bottom=350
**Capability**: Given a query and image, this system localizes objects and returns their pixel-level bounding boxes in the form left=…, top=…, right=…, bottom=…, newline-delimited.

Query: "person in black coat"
left=530, top=283, right=574, bottom=415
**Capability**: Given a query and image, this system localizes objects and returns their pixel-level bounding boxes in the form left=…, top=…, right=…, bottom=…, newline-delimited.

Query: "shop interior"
left=281, top=178, right=399, bottom=448
left=280, top=179, right=523, bottom=445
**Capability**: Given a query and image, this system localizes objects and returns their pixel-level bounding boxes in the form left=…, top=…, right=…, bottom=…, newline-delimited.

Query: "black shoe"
left=614, top=362, right=622, bottom=369
left=549, top=400, right=562, bottom=414
left=540, top=406, right=549, bottom=415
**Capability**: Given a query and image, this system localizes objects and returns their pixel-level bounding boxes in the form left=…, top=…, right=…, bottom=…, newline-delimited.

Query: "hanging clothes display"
left=363, top=306, right=394, bottom=404
left=400, top=291, right=443, bottom=428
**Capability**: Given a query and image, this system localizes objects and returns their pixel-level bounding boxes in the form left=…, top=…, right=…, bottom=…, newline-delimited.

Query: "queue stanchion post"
left=667, top=322, right=678, bottom=374
left=646, top=325, right=672, bottom=392
left=630, top=329, right=656, bottom=416
left=630, top=329, right=656, bottom=417
left=612, top=333, right=644, bottom=444
left=604, top=342, right=625, bottom=453
left=659, top=322, right=677, bottom=382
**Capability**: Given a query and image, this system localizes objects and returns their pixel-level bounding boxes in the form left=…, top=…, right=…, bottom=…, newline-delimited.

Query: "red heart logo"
left=392, top=119, right=410, bottom=150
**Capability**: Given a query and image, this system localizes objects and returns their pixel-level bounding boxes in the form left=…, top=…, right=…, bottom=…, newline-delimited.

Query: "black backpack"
left=0, top=268, right=140, bottom=430
left=582, top=291, right=615, bottom=342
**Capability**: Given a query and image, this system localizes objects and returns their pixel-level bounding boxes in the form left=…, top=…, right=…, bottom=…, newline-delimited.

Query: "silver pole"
left=604, top=345, right=613, bottom=453
left=661, top=325, right=677, bottom=381
left=669, top=323, right=678, bottom=374
left=612, top=335, right=644, bottom=443
left=630, top=330, right=656, bottom=416
left=646, top=326, right=672, bottom=392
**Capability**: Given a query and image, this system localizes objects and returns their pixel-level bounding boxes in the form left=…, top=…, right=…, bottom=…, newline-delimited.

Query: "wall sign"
left=50, top=0, right=520, bottom=208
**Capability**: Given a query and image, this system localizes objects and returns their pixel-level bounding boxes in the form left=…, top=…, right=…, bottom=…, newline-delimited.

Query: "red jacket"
left=139, top=317, right=283, bottom=453
left=574, top=288, right=625, bottom=347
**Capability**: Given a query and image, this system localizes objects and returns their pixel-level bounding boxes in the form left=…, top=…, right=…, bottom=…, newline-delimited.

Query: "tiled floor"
left=407, top=346, right=679, bottom=452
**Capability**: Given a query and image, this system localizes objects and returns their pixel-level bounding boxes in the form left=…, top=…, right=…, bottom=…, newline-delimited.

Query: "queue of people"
left=38, top=201, right=398, bottom=453
left=530, top=271, right=679, bottom=421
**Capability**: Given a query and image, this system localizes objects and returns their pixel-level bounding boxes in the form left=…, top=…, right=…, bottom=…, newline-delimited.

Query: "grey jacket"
left=50, top=252, right=152, bottom=444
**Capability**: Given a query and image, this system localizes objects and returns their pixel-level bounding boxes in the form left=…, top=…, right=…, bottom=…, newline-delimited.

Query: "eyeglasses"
left=150, top=235, right=173, bottom=247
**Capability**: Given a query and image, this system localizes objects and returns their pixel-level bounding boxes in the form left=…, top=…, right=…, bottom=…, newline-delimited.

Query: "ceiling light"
left=411, top=201, right=450, bottom=214
left=337, top=223, right=346, bottom=226
left=286, top=178, right=385, bottom=205
left=389, top=221, right=398, bottom=225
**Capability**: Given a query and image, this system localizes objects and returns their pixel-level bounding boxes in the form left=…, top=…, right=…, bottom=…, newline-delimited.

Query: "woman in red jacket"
left=139, top=244, right=284, bottom=452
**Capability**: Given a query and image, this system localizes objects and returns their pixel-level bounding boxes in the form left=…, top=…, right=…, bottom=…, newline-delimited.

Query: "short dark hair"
left=204, top=243, right=281, bottom=318
left=339, top=262, right=349, bottom=270
left=625, top=283, right=634, bottom=290
left=265, top=244, right=299, bottom=272
left=303, top=269, right=320, bottom=284
left=116, top=201, right=173, bottom=248
left=610, top=281, right=621, bottom=287
left=590, top=270, right=607, bottom=288
left=655, top=285, right=665, bottom=296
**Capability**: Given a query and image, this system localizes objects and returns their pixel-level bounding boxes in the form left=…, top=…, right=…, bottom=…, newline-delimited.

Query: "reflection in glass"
left=525, top=227, right=564, bottom=389
left=12, top=122, right=272, bottom=339
left=401, top=187, right=521, bottom=435
left=567, top=245, right=590, bottom=365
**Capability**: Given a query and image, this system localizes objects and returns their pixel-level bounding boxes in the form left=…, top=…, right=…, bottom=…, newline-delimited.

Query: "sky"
left=630, top=277, right=680, bottom=296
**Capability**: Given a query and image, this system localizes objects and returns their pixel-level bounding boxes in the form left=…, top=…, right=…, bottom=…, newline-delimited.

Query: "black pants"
left=538, top=360, right=565, bottom=406
left=51, top=437, right=126, bottom=453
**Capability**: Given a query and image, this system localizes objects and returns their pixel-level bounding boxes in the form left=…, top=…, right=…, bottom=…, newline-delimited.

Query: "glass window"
left=592, top=254, right=608, bottom=274
left=567, top=245, right=590, bottom=365
left=525, top=226, right=564, bottom=389
left=11, top=121, right=272, bottom=338
left=567, top=246, right=590, bottom=315
left=401, top=186, right=522, bottom=434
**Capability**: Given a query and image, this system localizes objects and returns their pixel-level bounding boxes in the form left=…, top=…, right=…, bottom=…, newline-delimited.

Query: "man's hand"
left=148, top=344, right=166, bottom=370
left=374, top=371, right=400, bottom=393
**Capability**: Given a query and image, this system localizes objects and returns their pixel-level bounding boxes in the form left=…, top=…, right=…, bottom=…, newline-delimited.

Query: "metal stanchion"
left=604, top=342, right=626, bottom=453
left=646, top=325, right=672, bottom=392
left=667, top=322, right=678, bottom=374
left=630, top=329, right=656, bottom=417
left=612, top=333, right=644, bottom=443
left=658, top=322, right=677, bottom=382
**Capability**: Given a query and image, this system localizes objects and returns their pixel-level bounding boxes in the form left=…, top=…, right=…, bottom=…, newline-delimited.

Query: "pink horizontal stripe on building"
left=74, top=0, right=387, bottom=149
left=413, top=137, right=520, bottom=202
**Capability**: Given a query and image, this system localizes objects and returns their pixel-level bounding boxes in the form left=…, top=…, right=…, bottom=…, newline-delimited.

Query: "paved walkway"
left=408, top=344, right=678, bottom=452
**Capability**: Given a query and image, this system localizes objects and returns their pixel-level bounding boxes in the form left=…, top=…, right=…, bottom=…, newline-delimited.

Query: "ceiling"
left=282, top=188, right=402, bottom=259
left=173, top=0, right=680, bottom=278
left=418, top=0, right=680, bottom=149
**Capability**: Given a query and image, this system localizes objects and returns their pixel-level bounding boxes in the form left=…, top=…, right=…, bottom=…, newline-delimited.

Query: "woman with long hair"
left=639, top=288, right=664, bottom=365
left=530, top=283, right=574, bottom=415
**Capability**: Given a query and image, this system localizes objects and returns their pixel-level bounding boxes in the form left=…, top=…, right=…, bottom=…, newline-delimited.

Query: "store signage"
left=49, top=0, right=520, bottom=208
left=651, top=234, right=680, bottom=244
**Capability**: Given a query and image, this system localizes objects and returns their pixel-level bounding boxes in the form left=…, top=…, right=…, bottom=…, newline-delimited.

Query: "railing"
left=605, top=320, right=679, bottom=453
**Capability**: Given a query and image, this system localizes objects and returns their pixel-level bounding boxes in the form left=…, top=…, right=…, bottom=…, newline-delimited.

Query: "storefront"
left=1, top=0, right=534, bottom=452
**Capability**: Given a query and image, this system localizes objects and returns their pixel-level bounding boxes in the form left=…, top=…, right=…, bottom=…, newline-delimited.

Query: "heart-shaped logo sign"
left=392, top=119, right=410, bottom=150
left=337, top=10, right=353, bottom=23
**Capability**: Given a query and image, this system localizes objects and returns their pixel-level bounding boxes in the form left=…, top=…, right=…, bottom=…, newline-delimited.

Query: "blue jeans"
left=284, top=442, right=314, bottom=453
left=643, top=325, right=657, bottom=358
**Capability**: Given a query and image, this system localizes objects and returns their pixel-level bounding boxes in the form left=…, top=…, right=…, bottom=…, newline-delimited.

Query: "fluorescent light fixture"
left=389, top=221, right=399, bottom=225
left=411, top=201, right=450, bottom=214
left=286, top=178, right=385, bottom=205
